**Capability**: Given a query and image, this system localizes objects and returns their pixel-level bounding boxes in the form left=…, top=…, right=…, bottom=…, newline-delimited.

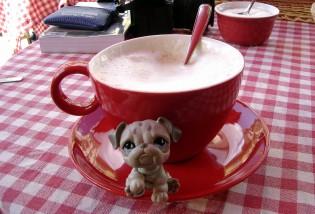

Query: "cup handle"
left=51, top=61, right=99, bottom=116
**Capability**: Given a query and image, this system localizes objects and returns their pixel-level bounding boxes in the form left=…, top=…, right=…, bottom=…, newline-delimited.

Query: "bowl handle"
left=51, top=61, right=99, bottom=116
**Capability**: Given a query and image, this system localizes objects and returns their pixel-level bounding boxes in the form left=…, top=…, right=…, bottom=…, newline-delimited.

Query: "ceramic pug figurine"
left=109, top=117, right=181, bottom=203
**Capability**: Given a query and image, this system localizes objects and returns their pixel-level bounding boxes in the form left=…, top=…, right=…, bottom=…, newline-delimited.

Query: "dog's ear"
left=157, top=117, right=182, bottom=142
left=108, top=122, right=127, bottom=149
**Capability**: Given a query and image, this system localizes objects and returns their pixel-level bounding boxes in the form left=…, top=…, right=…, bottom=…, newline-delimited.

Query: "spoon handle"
left=245, top=0, right=256, bottom=14
left=184, top=4, right=211, bottom=65
left=0, top=76, right=23, bottom=84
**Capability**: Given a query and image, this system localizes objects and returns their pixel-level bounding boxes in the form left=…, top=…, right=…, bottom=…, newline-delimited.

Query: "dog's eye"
left=154, top=137, right=168, bottom=147
left=122, top=141, right=135, bottom=151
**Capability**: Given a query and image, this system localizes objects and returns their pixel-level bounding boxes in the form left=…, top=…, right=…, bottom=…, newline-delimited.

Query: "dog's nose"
left=140, top=144, right=147, bottom=149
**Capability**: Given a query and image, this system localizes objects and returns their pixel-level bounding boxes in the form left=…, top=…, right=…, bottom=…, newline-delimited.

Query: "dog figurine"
left=108, top=117, right=181, bottom=203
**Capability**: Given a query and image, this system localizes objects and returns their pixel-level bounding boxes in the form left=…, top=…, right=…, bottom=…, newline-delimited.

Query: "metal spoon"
left=184, top=4, right=211, bottom=65
left=0, top=76, right=23, bottom=84
left=238, top=0, right=256, bottom=15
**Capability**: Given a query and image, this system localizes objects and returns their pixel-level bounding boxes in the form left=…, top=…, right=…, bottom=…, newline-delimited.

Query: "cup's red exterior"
left=93, top=75, right=242, bottom=162
left=217, top=14, right=277, bottom=46
left=215, top=2, right=279, bottom=46
left=51, top=35, right=244, bottom=162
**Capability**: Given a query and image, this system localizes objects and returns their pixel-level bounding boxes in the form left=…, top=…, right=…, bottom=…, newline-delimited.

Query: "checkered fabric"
left=0, top=0, right=95, bottom=52
left=0, top=0, right=57, bottom=36
left=0, top=19, right=314, bottom=213
left=0, top=1, right=4, bottom=33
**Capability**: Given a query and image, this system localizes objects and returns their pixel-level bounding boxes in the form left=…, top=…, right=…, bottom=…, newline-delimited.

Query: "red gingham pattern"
left=0, top=19, right=314, bottom=213
left=0, top=0, right=4, bottom=33
left=0, top=0, right=95, bottom=51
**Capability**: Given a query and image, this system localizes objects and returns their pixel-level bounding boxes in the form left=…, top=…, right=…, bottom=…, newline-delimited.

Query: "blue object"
left=44, top=6, right=117, bottom=31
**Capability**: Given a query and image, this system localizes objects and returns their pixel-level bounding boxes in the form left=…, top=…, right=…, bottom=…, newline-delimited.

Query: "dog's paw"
left=125, top=180, right=145, bottom=197
left=151, top=191, right=168, bottom=203
left=124, top=186, right=133, bottom=197
left=167, top=178, right=180, bottom=193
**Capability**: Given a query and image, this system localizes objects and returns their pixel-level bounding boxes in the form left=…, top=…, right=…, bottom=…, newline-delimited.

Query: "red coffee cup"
left=215, top=1, right=279, bottom=46
left=51, top=34, right=244, bottom=162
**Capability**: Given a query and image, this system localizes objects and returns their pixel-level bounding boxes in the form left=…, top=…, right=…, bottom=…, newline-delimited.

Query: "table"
left=0, top=19, right=314, bottom=213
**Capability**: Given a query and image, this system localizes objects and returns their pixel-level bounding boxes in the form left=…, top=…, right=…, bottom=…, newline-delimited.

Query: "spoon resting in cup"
left=237, top=0, right=256, bottom=15
left=184, top=4, right=211, bottom=65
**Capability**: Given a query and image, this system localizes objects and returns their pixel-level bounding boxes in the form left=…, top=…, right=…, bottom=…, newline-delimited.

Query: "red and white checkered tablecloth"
left=0, top=0, right=57, bottom=37
left=0, top=19, right=314, bottom=213
left=0, top=0, right=96, bottom=34
left=0, top=0, right=94, bottom=52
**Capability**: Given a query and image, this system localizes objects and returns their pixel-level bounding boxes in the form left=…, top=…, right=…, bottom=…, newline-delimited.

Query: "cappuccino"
left=90, top=35, right=244, bottom=93
left=223, top=8, right=272, bottom=17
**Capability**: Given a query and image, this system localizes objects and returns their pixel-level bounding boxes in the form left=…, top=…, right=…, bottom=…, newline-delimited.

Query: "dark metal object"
left=118, top=0, right=215, bottom=38
left=118, top=0, right=173, bottom=38
left=173, top=0, right=215, bottom=30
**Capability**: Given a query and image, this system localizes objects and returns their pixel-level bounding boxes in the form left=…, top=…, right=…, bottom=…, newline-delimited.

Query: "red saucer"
left=69, top=100, right=269, bottom=202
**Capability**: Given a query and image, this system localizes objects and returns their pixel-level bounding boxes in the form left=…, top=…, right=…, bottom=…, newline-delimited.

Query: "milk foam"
left=216, top=2, right=279, bottom=19
left=90, top=36, right=244, bottom=93
left=223, top=8, right=272, bottom=17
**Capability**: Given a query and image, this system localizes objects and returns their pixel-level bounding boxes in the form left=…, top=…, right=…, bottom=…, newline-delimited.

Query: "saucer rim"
left=68, top=99, right=270, bottom=201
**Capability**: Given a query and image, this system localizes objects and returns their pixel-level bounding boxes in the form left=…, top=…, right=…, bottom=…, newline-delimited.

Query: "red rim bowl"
left=215, top=1, right=279, bottom=46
